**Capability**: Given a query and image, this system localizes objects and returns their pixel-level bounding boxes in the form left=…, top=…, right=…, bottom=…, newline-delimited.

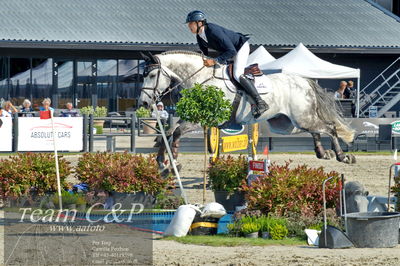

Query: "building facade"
left=0, top=0, right=400, bottom=114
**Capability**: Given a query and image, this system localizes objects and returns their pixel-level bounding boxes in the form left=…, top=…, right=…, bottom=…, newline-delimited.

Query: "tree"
left=176, top=83, right=231, bottom=203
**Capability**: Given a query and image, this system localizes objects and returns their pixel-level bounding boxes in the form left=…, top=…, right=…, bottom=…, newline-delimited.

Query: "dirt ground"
left=153, top=153, right=400, bottom=266
left=1, top=153, right=400, bottom=265
left=177, top=153, right=395, bottom=203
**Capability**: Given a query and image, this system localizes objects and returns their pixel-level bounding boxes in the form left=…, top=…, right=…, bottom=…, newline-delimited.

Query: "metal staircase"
left=359, top=57, right=400, bottom=117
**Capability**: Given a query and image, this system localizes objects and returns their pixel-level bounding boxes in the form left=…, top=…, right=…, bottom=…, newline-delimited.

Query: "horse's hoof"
left=161, top=168, right=170, bottom=178
left=328, top=150, right=336, bottom=158
left=349, top=154, right=357, bottom=164
left=321, top=150, right=335, bottom=160
left=340, top=154, right=356, bottom=164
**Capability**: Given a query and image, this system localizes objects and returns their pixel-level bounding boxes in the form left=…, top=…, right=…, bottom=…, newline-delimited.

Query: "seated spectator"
left=152, top=102, right=169, bottom=123
left=343, top=80, right=355, bottom=99
left=2, top=101, right=18, bottom=117
left=60, top=102, right=79, bottom=117
left=20, top=99, right=34, bottom=117
left=39, top=98, right=54, bottom=111
left=334, top=81, right=347, bottom=99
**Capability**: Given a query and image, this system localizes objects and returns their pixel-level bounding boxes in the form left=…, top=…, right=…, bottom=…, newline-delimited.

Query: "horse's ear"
left=140, top=52, right=151, bottom=62
left=148, top=52, right=158, bottom=64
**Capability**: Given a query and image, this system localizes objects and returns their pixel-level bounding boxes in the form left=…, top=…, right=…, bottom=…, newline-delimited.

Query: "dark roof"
left=1, top=0, right=400, bottom=52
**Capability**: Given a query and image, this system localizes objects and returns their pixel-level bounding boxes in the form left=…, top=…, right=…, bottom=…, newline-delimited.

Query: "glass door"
left=76, top=60, right=96, bottom=108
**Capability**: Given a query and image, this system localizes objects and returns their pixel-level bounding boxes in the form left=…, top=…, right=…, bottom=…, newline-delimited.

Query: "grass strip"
left=162, top=235, right=305, bottom=247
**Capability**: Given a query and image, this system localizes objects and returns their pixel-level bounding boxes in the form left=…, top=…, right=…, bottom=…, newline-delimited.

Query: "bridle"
left=141, top=55, right=225, bottom=102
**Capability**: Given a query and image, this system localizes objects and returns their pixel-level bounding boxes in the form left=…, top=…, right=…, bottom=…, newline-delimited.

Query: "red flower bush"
left=75, top=152, right=173, bottom=194
left=0, top=153, right=71, bottom=198
left=242, top=161, right=340, bottom=217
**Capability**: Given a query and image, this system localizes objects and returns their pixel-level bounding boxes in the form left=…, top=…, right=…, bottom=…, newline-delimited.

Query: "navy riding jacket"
left=196, top=23, right=249, bottom=64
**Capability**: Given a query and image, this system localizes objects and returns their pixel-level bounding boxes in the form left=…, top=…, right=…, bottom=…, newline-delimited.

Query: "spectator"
left=39, top=98, right=54, bottom=111
left=2, top=101, right=18, bottom=117
left=334, top=81, right=347, bottom=99
left=152, top=102, right=169, bottom=122
left=60, top=102, right=79, bottom=117
left=20, top=99, right=34, bottom=117
left=343, top=80, right=355, bottom=99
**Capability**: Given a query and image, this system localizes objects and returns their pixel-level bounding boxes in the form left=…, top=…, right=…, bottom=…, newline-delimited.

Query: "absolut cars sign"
left=18, top=117, right=83, bottom=151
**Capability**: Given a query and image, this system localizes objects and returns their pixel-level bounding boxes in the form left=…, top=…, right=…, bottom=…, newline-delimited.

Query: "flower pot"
left=245, top=232, right=259, bottom=238
left=78, top=204, right=86, bottom=212
left=213, top=191, right=245, bottom=212
left=67, top=204, right=77, bottom=209
left=261, top=231, right=270, bottom=239
left=93, top=120, right=105, bottom=134
left=111, top=191, right=156, bottom=209
left=143, top=119, right=157, bottom=134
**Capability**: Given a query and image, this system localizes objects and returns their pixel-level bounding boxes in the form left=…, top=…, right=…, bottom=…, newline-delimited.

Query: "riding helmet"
left=186, top=10, right=207, bottom=23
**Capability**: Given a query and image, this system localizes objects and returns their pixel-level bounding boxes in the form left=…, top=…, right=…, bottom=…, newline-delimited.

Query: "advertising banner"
left=18, top=117, right=83, bottom=151
left=0, top=117, right=13, bottom=151
left=261, top=118, right=400, bottom=137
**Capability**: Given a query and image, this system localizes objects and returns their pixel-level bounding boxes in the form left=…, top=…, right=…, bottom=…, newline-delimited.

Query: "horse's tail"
left=308, top=79, right=355, bottom=143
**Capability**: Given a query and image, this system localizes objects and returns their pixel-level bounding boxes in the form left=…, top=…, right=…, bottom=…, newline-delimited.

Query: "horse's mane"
left=160, top=50, right=202, bottom=58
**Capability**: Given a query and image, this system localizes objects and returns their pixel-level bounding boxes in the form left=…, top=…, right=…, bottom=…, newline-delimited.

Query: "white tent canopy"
left=261, top=43, right=360, bottom=79
left=247, top=46, right=276, bottom=69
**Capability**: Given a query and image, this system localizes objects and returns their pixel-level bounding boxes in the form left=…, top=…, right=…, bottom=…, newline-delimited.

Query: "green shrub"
left=75, top=152, right=173, bottom=194
left=80, top=106, right=108, bottom=117
left=176, top=83, right=231, bottom=128
left=284, top=209, right=341, bottom=239
left=391, top=174, right=400, bottom=212
left=208, top=155, right=248, bottom=193
left=0, top=153, right=71, bottom=198
left=52, top=191, right=86, bottom=206
left=155, top=190, right=185, bottom=209
left=240, top=222, right=261, bottom=235
left=242, top=161, right=340, bottom=217
left=257, top=215, right=287, bottom=233
left=269, top=223, right=289, bottom=240
left=136, top=106, right=151, bottom=118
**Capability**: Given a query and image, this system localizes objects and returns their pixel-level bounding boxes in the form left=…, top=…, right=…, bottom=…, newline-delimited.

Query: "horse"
left=139, top=50, right=356, bottom=170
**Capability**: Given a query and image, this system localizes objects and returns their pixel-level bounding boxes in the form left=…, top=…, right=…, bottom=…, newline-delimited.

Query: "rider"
left=186, top=10, right=269, bottom=118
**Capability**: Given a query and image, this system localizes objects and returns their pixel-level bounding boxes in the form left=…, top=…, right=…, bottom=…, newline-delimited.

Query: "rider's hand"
left=203, top=59, right=216, bottom=67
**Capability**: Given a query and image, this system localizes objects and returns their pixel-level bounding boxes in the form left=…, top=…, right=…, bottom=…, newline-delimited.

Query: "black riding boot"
left=239, top=75, right=269, bottom=118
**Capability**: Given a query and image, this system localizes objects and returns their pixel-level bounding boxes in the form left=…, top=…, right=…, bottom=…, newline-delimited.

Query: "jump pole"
left=151, top=103, right=188, bottom=204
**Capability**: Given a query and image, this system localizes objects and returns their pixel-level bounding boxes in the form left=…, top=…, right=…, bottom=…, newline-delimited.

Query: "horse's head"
left=139, top=52, right=183, bottom=108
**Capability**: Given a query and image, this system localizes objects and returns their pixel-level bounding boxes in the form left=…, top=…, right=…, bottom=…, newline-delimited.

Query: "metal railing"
left=3, top=112, right=174, bottom=153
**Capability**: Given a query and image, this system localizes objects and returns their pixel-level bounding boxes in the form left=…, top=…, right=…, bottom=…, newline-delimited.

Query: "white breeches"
left=233, top=41, right=250, bottom=82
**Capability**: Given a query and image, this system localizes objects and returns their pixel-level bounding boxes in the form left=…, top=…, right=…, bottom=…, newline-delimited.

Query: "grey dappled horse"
left=139, top=50, right=356, bottom=170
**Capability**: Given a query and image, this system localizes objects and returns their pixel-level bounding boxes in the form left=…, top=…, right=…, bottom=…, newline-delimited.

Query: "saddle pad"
left=223, top=66, right=273, bottom=94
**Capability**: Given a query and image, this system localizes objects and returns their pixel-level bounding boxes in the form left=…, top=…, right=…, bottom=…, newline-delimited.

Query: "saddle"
left=227, top=63, right=263, bottom=87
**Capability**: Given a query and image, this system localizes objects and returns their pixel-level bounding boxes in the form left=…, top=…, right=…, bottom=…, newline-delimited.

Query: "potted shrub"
left=241, top=222, right=260, bottom=238
left=176, top=83, right=231, bottom=203
left=75, top=152, right=173, bottom=208
left=241, top=161, right=340, bottom=217
left=0, top=153, right=71, bottom=206
left=80, top=106, right=108, bottom=134
left=208, top=155, right=248, bottom=211
left=51, top=191, right=86, bottom=210
left=136, top=106, right=156, bottom=134
left=258, top=216, right=271, bottom=239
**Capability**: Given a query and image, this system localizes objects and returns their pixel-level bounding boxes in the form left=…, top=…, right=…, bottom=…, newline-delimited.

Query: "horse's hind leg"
left=329, top=127, right=356, bottom=164
left=299, top=119, right=355, bottom=164
left=312, top=133, right=334, bottom=160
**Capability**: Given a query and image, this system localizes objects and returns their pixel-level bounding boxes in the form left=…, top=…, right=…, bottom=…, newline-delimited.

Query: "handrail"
left=360, top=57, right=400, bottom=94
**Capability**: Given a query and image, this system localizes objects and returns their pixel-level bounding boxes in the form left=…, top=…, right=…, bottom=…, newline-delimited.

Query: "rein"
left=142, top=55, right=228, bottom=102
